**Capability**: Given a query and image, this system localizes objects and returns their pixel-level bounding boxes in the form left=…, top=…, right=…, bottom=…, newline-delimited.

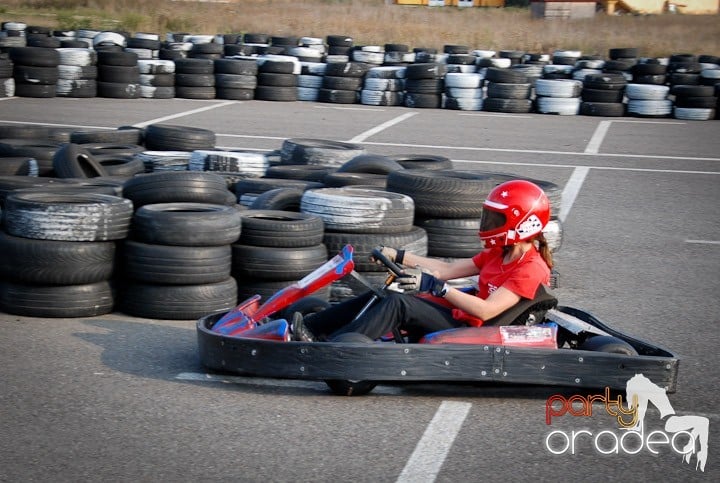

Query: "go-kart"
left=197, top=245, right=679, bottom=396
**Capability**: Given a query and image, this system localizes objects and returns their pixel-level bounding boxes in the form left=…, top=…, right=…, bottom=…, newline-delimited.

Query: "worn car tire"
left=130, top=202, right=242, bottom=246
left=231, top=243, right=328, bottom=281
left=0, top=280, right=114, bottom=317
left=0, top=231, right=115, bottom=284
left=123, top=171, right=233, bottom=208
left=3, top=192, right=133, bottom=241
left=301, top=188, right=415, bottom=234
left=239, top=210, right=324, bottom=248
left=120, top=240, right=232, bottom=285
left=52, top=143, right=109, bottom=178
left=118, top=277, right=237, bottom=320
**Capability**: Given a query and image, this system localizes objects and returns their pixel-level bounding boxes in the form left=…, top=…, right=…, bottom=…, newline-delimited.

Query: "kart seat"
left=483, top=284, right=558, bottom=327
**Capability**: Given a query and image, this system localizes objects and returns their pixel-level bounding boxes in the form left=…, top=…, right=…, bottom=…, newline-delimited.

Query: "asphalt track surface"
left=1, top=96, right=718, bottom=482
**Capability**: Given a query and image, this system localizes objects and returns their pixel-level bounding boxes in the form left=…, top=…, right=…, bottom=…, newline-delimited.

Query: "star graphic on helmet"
left=490, top=239, right=497, bottom=245
left=501, top=190, right=509, bottom=198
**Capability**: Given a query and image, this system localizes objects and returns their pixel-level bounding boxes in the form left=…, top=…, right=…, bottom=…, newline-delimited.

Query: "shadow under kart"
left=197, top=245, right=679, bottom=396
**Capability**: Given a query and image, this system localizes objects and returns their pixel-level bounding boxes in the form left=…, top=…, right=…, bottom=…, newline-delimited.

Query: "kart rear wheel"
left=325, top=332, right=378, bottom=396
left=578, top=335, right=638, bottom=356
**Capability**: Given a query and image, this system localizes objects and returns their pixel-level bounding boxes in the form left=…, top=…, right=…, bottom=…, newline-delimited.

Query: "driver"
left=292, top=179, right=554, bottom=342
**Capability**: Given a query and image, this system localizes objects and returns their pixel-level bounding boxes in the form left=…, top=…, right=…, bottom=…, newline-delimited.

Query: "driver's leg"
left=329, top=293, right=458, bottom=340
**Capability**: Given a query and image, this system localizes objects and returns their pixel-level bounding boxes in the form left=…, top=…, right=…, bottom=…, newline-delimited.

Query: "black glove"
left=396, top=267, right=448, bottom=297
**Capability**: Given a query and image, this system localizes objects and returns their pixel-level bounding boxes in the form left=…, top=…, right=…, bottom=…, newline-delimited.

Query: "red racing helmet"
left=479, top=179, right=551, bottom=247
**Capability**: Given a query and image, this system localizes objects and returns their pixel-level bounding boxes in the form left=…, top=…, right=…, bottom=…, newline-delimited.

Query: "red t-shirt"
left=452, top=246, right=550, bottom=326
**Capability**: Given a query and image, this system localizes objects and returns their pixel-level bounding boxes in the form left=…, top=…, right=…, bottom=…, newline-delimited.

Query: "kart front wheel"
left=325, top=332, right=378, bottom=396
left=578, top=335, right=638, bottom=356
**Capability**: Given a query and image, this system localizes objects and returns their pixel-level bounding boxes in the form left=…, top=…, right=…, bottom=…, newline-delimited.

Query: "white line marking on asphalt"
left=362, top=141, right=720, bottom=162
left=686, top=239, right=720, bottom=245
left=174, top=372, right=403, bottom=394
left=0, top=119, right=116, bottom=129
left=559, top=167, right=589, bottom=223
left=585, top=120, right=612, bottom=154
left=348, top=112, right=418, bottom=143
left=314, top=105, right=383, bottom=112
left=396, top=401, right=472, bottom=483
left=610, top=120, right=686, bottom=125
left=216, top=133, right=287, bottom=140
left=458, top=113, right=533, bottom=119
left=0, top=97, right=16, bottom=101
left=452, top=159, right=720, bottom=176
left=132, top=100, right=237, bottom=128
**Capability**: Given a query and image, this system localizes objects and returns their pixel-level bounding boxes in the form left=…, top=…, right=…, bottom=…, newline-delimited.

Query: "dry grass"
left=1, top=0, right=718, bottom=58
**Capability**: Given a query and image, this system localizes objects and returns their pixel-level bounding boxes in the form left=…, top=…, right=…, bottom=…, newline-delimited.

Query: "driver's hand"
left=370, top=245, right=397, bottom=265
left=396, top=267, right=446, bottom=296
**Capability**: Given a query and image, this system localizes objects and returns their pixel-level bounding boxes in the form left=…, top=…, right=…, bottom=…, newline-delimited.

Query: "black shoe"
left=292, top=312, right=316, bottom=342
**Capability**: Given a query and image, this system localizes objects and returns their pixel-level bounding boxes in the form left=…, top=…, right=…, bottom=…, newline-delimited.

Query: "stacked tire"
left=296, top=61, right=325, bottom=102
left=126, top=33, right=162, bottom=60
left=137, top=59, right=175, bottom=99
left=234, top=177, right=323, bottom=208
left=387, top=170, right=497, bottom=259
left=232, top=210, right=330, bottom=302
left=255, top=55, right=299, bottom=102
left=671, top=85, right=717, bottom=121
left=319, top=61, right=369, bottom=105
left=301, top=187, right=424, bottom=301
left=534, top=78, right=582, bottom=115
left=361, top=66, right=405, bottom=107
left=9, top=46, right=60, bottom=98
left=445, top=45, right=477, bottom=74
left=174, top=58, right=215, bottom=99
left=483, top=67, right=532, bottom=114
left=404, top=63, right=446, bottom=109
left=443, top=72, right=484, bottom=111
left=0, top=192, right=133, bottom=317
left=279, top=138, right=366, bottom=169
left=119, top=202, right=241, bottom=320
left=0, top=22, right=27, bottom=49
left=386, top=169, right=563, bottom=261
left=55, top=47, right=97, bottom=97
left=580, top=73, right=627, bottom=117
left=667, top=53, right=702, bottom=88
left=214, top=57, right=257, bottom=100
left=97, top=50, right=140, bottom=99
left=626, top=83, right=672, bottom=118
left=0, top=55, right=14, bottom=97
left=325, top=35, right=354, bottom=60
left=631, top=59, right=667, bottom=87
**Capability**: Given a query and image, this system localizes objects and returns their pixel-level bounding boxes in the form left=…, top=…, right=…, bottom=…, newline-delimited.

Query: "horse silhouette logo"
left=625, top=374, right=709, bottom=472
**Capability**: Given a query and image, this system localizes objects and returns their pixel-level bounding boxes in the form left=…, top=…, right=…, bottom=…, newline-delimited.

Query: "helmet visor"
left=479, top=208, right=506, bottom=234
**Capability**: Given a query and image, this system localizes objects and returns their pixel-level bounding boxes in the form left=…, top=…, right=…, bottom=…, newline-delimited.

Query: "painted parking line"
left=452, top=159, right=720, bottom=175
left=559, top=167, right=589, bottom=223
left=314, top=105, right=384, bottom=112
left=585, top=120, right=612, bottom=154
left=396, top=401, right=472, bottom=483
left=458, top=113, right=533, bottom=119
left=584, top=119, right=686, bottom=155
left=685, top=240, right=720, bottom=245
left=132, top=100, right=237, bottom=128
left=362, top=141, right=720, bottom=163
left=348, top=112, right=418, bottom=143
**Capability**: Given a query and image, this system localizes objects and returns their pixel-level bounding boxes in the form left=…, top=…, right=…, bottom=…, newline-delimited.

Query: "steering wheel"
left=370, top=247, right=405, bottom=277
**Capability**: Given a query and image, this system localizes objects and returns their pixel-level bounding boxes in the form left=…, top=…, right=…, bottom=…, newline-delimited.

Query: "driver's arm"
left=399, top=252, right=477, bottom=280
left=443, top=285, right=521, bottom=322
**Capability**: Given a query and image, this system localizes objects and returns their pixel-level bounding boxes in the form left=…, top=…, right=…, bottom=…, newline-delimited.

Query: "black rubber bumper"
left=197, top=310, right=680, bottom=392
